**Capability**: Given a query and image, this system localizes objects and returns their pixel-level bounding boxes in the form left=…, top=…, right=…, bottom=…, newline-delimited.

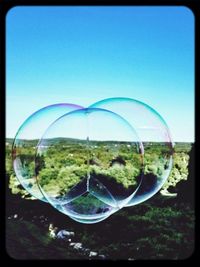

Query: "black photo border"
left=0, top=0, right=199, bottom=263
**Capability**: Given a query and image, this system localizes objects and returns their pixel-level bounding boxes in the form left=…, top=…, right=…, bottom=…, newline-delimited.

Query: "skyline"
left=6, top=6, right=194, bottom=142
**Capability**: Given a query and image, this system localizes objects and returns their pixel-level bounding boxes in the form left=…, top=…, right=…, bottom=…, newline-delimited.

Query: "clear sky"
left=6, top=6, right=194, bottom=142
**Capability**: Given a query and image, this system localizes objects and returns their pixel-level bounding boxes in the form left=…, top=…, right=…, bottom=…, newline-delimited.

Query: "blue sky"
left=6, top=6, right=194, bottom=142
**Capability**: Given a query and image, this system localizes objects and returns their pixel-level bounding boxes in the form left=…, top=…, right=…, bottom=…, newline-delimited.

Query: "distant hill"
left=6, top=137, right=193, bottom=150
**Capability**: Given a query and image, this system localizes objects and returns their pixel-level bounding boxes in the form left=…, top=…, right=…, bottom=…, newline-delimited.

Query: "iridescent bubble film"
left=12, top=103, right=84, bottom=202
left=35, top=108, right=144, bottom=223
left=12, top=98, right=173, bottom=224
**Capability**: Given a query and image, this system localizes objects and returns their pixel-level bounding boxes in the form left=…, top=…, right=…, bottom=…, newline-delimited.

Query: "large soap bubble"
left=35, top=107, right=144, bottom=223
left=12, top=98, right=174, bottom=224
left=12, top=103, right=84, bottom=201
left=89, top=98, right=174, bottom=206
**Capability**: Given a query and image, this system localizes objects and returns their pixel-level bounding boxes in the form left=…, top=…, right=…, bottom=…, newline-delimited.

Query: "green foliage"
left=6, top=139, right=192, bottom=199
left=6, top=220, right=83, bottom=259
left=6, top=139, right=194, bottom=260
left=57, top=166, right=87, bottom=195
left=91, top=164, right=139, bottom=188
left=162, top=152, right=189, bottom=191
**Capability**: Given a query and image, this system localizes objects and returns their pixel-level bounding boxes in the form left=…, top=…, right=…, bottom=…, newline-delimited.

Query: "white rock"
left=89, top=251, right=98, bottom=257
left=73, top=243, right=83, bottom=250
left=56, top=230, right=75, bottom=239
left=49, top=231, right=56, bottom=238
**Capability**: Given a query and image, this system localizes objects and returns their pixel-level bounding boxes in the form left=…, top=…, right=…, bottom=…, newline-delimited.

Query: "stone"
left=56, top=230, right=75, bottom=239
left=73, top=243, right=83, bottom=250
left=98, top=254, right=106, bottom=259
left=89, top=251, right=98, bottom=257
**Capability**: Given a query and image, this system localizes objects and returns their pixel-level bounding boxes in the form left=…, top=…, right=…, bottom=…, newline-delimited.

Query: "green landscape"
left=6, top=139, right=195, bottom=260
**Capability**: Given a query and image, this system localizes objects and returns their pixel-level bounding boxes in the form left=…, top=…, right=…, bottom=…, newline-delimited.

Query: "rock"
left=69, top=242, right=83, bottom=250
left=73, top=243, right=83, bottom=250
left=49, top=231, right=56, bottom=239
left=98, top=254, right=106, bottom=259
left=48, top=223, right=58, bottom=239
left=56, top=230, right=75, bottom=239
left=89, top=251, right=98, bottom=257
left=82, top=248, right=90, bottom=255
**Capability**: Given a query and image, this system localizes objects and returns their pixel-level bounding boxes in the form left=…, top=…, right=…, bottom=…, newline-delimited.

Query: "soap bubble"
left=57, top=195, right=118, bottom=224
left=35, top=107, right=144, bottom=223
left=68, top=213, right=113, bottom=224
left=89, top=97, right=174, bottom=206
left=12, top=97, right=173, bottom=224
left=12, top=103, right=84, bottom=201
